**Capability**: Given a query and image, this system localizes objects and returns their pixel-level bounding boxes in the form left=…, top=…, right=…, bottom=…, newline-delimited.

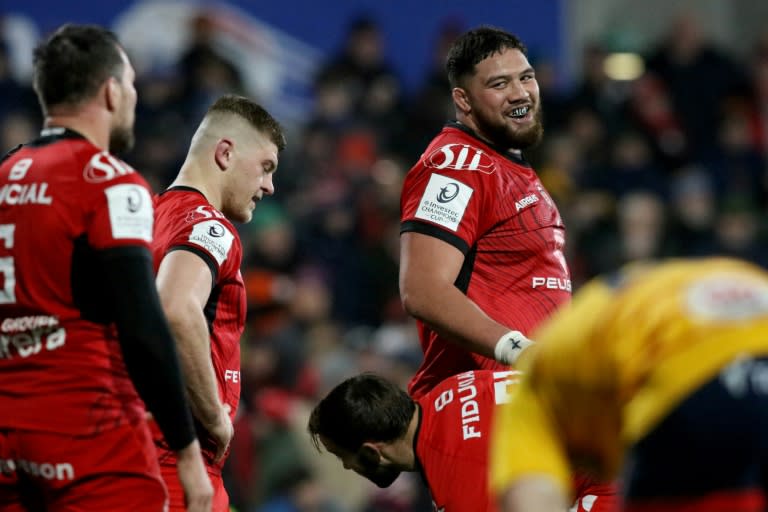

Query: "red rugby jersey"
left=401, top=123, right=571, bottom=398
left=417, top=369, right=522, bottom=512
left=0, top=128, right=154, bottom=434
left=151, top=186, right=245, bottom=470
left=417, top=370, right=618, bottom=512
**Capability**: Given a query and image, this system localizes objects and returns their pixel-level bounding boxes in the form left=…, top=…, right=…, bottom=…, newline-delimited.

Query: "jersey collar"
left=446, top=121, right=532, bottom=167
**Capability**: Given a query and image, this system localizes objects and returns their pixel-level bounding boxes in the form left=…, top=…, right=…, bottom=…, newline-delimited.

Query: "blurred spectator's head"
left=344, top=15, right=385, bottom=68
left=670, top=167, right=716, bottom=230
left=617, top=191, right=666, bottom=262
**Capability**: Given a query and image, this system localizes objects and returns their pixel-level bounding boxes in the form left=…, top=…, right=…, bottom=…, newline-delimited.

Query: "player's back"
left=0, top=128, right=153, bottom=435
left=528, top=257, right=768, bottom=470
left=417, top=369, right=522, bottom=511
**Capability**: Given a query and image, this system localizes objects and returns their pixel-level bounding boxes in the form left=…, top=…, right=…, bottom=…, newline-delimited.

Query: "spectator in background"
left=0, top=23, right=211, bottom=511
left=177, top=12, right=246, bottom=123
left=315, top=15, right=399, bottom=116
left=150, top=94, right=286, bottom=511
left=645, top=10, right=746, bottom=162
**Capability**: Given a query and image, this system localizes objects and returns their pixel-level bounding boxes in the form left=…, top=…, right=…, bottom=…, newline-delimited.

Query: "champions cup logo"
left=437, top=183, right=460, bottom=203
left=425, top=144, right=495, bottom=174
left=126, top=189, right=143, bottom=213
left=208, top=223, right=226, bottom=237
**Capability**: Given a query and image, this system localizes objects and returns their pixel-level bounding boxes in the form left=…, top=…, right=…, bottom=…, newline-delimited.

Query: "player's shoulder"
left=157, top=190, right=240, bottom=264
left=156, top=188, right=235, bottom=233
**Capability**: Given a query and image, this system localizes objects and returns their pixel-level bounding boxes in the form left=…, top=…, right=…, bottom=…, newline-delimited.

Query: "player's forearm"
left=165, top=305, right=223, bottom=429
left=402, top=283, right=509, bottom=358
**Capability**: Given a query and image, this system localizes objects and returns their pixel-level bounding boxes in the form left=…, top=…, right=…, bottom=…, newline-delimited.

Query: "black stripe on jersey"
left=203, top=285, right=222, bottom=335
left=72, top=234, right=113, bottom=324
left=166, top=245, right=219, bottom=285
left=400, top=220, right=470, bottom=255
left=0, top=144, right=22, bottom=165
left=412, top=404, right=427, bottom=484
left=161, top=185, right=208, bottom=199
left=453, top=245, right=477, bottom=294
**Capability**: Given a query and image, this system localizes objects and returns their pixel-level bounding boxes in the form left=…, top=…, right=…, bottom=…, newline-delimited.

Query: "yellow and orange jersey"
left=491, top=257, right=768, bottom=498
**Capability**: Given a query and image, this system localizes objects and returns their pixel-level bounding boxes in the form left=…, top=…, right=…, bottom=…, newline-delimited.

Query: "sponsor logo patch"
left=687, top=274, right=768, bottom=320
left=105, top=184, right=153, bottom=242
left=424, top=143, right=495, bottom=174
left=414, top=173, right=473, bottom=231
left=188, top=220, right=234, bottom=265
left=84, top=152, right=136, bottom=183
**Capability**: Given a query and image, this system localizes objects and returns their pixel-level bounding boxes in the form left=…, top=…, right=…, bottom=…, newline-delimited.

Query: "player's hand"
left=494, top=330, right=535, bottom=365
left=176, top=439, right=213, bottom=512
left=209, top=403, right=234, bottom=464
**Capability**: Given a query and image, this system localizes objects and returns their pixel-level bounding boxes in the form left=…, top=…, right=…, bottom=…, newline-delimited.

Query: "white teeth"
left=510, top=106, right=530, bottom=118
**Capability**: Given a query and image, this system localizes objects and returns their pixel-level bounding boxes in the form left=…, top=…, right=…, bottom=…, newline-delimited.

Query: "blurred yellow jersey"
left=490, top=257, right=768, bottom=497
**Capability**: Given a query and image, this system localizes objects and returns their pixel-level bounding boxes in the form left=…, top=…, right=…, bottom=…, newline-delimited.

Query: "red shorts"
left=573, top=487, right=621, bottom=512
left=0, top=422, right=166, bottom=511
left=160, top=460, right=228, bottom=512
left=573, top=473, right=620, bottom=512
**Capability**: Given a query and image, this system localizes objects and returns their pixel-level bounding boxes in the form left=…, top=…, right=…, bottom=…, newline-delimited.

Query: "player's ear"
left=358, top=443, right=381, bottom=467
left=214, top=139, right=234, bottom=171
left=452, top=87, right=471, bottom=115
left=105, top=76, right=120, bottom=113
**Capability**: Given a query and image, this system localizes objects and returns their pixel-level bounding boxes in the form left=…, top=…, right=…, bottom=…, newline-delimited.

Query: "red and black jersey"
left=151, top=186, right=245, bottom=470
left=416, top=370, right=521, bottom=512
left=0, top=128, right=155, bottom=434
left=401, top=123, right=571, bottom=398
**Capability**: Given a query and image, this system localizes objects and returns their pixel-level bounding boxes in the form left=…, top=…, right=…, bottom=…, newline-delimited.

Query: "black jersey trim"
left=28, top=127, right=87, bottom=147
left=400, top=220, right=470, bottom=255
left=412, top=404, right=427, bottom=486
left=203, top=285, right=221, bottom=335
left=161, top=185, right=208, bottom=200
left=445, top=121, right=532, bottom=167
left=453, top=245, right=477, bottom=294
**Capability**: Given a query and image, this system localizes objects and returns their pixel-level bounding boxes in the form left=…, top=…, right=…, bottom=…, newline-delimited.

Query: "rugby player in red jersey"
left=399, top=26, right=570, bottom=399
left=0, top=24, right=210, bottom=511
left=309, top=370, right=617, bottom=512
left=151, top=94, right=285, bottom=511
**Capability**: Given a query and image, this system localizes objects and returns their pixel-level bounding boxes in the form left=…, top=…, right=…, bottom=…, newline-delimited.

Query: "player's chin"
left=232, top=207, right=253, bottom=223
left=367, top=468, right=401, bottom=488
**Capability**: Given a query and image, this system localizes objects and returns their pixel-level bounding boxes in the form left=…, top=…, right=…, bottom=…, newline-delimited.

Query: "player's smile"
left=505, top=104, right=533, bottom=123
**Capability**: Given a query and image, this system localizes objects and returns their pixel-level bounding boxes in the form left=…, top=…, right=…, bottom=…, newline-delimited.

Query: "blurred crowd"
left=2, top=8, right=768, bottom=512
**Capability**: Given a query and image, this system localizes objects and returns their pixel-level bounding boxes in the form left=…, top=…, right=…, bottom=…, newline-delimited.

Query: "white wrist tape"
left=494, top=330, right=534, bottom=365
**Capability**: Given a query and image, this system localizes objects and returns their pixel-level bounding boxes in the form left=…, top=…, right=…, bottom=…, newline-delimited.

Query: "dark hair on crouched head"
left=308, top=373, right=415, bottom=453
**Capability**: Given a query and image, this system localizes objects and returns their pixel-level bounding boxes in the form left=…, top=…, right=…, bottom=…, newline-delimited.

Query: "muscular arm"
left=399, top=231, right=511, bottom=358
left=156, top=249, right=224, bottom=432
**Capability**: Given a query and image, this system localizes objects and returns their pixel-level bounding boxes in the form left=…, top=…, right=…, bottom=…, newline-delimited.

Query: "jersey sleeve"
left=400, top=155, right=487, bottom=255
left=87, top=171, right=154, bottom=250
left=166, top=217, right=238, bottom=283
